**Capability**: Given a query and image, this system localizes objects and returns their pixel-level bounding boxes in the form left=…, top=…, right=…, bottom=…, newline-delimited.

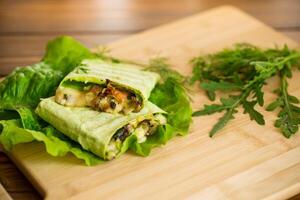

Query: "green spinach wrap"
left=55, top=59, right=160, bottom=114
left=36, top=98, right=166, bottom=160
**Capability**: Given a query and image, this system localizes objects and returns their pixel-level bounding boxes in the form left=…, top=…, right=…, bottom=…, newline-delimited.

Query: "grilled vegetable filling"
left=106, top=113, right=167, bottom=160
left=55, top=81, right=142, bottom=114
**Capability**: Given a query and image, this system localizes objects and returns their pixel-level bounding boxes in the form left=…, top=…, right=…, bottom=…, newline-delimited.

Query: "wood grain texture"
left=1, top=0, right=299, bottom=33
left=0, top=151, right=41, bottom=200
left=0, top=183, right=12, bottom=200
left=0, top=0, right=300, bottom=76
left=1, top=1, right=300, bottom=199
left=0, top=34, right=128, bottom=76
left=2, top=30, right=299, bottom=76
left=2, top=6, right=300, bottom=200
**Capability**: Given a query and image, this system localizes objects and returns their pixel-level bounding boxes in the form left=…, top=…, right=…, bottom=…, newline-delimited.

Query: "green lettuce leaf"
left=127, top=77, right=193, bottom=157
left=0, top=65, right=63, bottom=135
left=0, top=36, right=93, bottom=110
left=130, top=125, right=177, bottom=156
left=0, top=36, right=102, bottom=165
left=0, top=120, right=35, bottom=149
left=150, top=78, right=192, bottom=134
left=0, top=63, right=63, bottom=109
left=0, top=119, right=103, bottom=166
left=0, top=36, right=193, bottom=165
left=0, top=36, right=93, bottom=129
left=43, top=36, right=94, bottom=74
left=15, top=107, right=42, bottom=130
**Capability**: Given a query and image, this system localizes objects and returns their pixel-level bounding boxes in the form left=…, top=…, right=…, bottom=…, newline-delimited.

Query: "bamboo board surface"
left=0, top=183, right=12, bottom=200
left=5, top=6, right=300, bottom=200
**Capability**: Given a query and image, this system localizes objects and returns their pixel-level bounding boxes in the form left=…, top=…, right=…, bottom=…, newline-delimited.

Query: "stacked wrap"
left=36, top=59, right=165, bottom=160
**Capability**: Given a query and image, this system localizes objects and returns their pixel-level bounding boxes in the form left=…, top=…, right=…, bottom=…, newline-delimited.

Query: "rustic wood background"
left=0, top=1, right=299, bottom=199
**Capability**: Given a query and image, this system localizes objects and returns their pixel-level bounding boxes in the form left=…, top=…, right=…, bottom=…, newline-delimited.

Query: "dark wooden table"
left=0, top=1, right=299, bottom=199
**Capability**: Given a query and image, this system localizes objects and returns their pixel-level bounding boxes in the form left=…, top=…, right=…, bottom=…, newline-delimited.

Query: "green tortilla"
left=57, top=59, right=160, bottom=109
left=36, top=97, right=165, bottom=160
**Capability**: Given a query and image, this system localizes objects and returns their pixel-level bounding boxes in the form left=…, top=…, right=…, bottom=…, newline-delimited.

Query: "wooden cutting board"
left=0, top=183, right=12, bottom=200
left=4, top=6, right=300, bottom=200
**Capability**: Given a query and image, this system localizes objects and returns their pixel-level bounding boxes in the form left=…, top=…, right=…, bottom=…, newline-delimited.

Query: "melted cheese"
left=55, top=87, right=87, bottom=107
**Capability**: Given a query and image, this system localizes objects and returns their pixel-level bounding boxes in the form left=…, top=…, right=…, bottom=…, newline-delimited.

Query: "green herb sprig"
left=95, top=47, right=191, bottom=92
left=266, top=68, right=300, bottom=138
left=191, top=44, right=300, bottom=138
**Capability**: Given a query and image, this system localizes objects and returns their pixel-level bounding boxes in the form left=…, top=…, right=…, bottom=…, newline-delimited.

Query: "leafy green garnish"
left=0, top=63, right=63, bottom=109
left=150, top=78, right=192, bottom=134
left=43, top=36, right=94, bottom=74
left=146, top=58, right=189, bottom=88
left=0, top=36, right=193, bottom=165
left=0, top=119, right=102, bottom=166
left=191, top=44, right=300, bottom=137
left=125, top=58, right=193, bottom=156
left=0, top=36, right=103, bottom=165
left=266, top=68, right=300, bottom=138
left=0, top=36, right=93, bottom=123
left=147, top=57, right=192, bottom=133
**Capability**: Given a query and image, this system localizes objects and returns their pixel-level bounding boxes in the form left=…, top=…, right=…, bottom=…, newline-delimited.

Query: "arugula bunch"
left=191, top=44, right=300, bottom=138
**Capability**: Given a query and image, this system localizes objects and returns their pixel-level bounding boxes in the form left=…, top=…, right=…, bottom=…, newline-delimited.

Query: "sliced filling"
left=106, top=113, right=167, bottom=160
left=55, top=80, right=142, bottom=114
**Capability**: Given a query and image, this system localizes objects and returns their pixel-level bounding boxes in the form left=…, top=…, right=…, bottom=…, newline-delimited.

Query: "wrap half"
left=36, top=98, right=166, bottom=160
left=55, top=59, right=160, bottom=114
